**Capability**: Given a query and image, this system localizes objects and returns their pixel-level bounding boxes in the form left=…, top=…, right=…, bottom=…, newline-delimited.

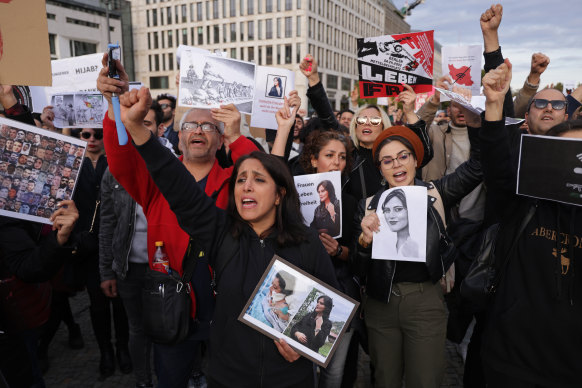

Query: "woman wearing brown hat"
left=353, top=93, right=482, bottom=388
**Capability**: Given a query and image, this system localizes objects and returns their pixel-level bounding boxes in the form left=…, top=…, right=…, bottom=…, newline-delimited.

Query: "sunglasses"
left=181, top=122, right=219, bottom=133
left=81, top=131, right=103, bottom=140
left=356, top=116, right=382, bottom=126
left=530, top=99, right=567, bottom=111
left=159, top=103, right=171, bottom=109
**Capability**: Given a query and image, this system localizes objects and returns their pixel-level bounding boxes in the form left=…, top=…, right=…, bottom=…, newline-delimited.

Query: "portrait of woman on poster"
left=382, top=188, right=419, bottom=258
left=310, top=180, right=340, bottom=238
left=268, top=77, right=283, bottom=98
left=290, top=295, right=333, bottom=353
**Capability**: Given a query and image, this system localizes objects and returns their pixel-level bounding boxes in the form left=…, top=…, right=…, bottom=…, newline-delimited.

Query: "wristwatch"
left=333, top=245, right=343, bottom=258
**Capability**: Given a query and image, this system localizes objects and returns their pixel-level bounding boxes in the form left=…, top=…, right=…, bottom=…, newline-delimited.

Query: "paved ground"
left=43, top=292, right=464, bottom=388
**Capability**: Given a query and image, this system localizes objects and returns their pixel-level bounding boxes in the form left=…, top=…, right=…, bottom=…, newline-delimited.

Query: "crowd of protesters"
left=1, top=3, right=581, bottom=388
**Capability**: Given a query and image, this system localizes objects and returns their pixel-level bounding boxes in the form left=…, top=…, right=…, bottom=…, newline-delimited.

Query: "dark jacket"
left=289, top=312, right=332, bottom=352
left=310, top=199, right=341, bottom=237
left=353, top=126, right=481, bottom=303
left=98, top=168, right=136, bottom=281
left=134, top=133, right=339, bottom=387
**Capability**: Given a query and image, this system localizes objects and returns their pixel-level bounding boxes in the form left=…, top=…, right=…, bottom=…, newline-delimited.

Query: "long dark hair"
left=228, top=151, right=306, bottom=246
left=317, top=180, right=337, bottom=203
left=315, top=295, right=333, bottom=319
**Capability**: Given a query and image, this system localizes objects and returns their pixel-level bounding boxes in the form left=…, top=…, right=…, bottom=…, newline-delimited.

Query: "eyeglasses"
left=529, top=99, right=567, bottom=111
left=356, top=116, right=382, bottom=126
left=379, top=152, right=412, bottom=169
left=181, top=121, right=219, bottom=133
left=81, top=131, right=103, bottom=140
left=159, top=103, right=171, bottom=109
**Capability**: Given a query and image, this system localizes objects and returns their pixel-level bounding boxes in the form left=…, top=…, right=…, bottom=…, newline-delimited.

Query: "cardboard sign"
left=357, top=31, right=434, bottom=98
left=441, top=45, right=483, bottom=96
left=240, top=256, right=358, bottom=367
left=294, top=171, right=342, bottom=239
left=0, top=0, right=51, bottom=86
left=517, top=134, right=582, bottom=207
left=0, top=117, right=87, bottom=224
left=250, top=66, right=295, bottom=130
left=372, top=186, right=427, bottom=262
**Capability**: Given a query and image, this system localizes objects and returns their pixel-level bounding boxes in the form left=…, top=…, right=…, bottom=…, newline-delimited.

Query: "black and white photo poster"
left=239, top=256, right=359, bottom=367
left=294, top=171, right=342, bottom=239
left=372, top=186, right=427, bottom=262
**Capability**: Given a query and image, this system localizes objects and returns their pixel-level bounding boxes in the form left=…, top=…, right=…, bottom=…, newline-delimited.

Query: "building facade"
left=130, top=0, right=412, bottom=111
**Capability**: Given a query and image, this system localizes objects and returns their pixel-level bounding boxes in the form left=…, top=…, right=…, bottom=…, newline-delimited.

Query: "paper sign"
left=178, top=51, right=256, bottom=114
left=51, top=92, right=107, bottom=129
left=250, top=66, right=295, bottom=129
left=357, top=31, right=434, bottom=98
left=0, top=117, right=87, bottom=224
left=294, top=171, right=342, bottom=239
left=372, top=186, right=427, bottom=262
left=442, top=45, right=482, bottom=96
left=415, top=91, right=435, bottom=111
left=0, top=0, right=51, bottom=86
left=517, top=134, right=582, bottom=207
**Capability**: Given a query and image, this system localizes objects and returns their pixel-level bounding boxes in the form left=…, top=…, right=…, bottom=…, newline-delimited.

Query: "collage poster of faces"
left=240, top=256, right=358, bottom=367
left=294, top=171, right=342, bottom=239
left=0, top=117, right=86, bottom=224
left=372, top=186, right=427, bottom=262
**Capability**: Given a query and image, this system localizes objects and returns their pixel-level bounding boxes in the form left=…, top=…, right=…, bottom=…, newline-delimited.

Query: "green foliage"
left=554, top=82, right=564, bottom=92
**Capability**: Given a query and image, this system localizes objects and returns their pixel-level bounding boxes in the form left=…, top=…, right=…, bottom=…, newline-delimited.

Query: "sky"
left=402, top=0, right=582, bottom=90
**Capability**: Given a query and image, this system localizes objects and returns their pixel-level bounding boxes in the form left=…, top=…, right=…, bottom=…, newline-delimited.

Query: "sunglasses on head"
left=530, top=99, right=567, bottom=111
left=356, top=116, right=382, bottom=126
left=81, top=131, right=103, bottom=140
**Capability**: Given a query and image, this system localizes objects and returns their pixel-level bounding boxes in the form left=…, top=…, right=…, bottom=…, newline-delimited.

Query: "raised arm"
left=514, top=53, right=548, bottom=118
left=271, top=91, right=301, bottom=158
left=300, top=54, right=339, bottom=131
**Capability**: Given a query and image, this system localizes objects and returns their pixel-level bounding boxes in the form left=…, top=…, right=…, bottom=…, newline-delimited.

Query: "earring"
left=275, top=199, right=280, bottom=205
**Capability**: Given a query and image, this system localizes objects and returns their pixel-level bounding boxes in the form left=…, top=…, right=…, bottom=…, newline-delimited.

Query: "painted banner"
left=250, top=66, right=295, bottom=130
left=357, top=31, right=434, bottom=98
left=517, top=134, right=582, bottom=207
left=441, top=45, right=482, bottom=96
left=0, top=0, right=52, bottom=86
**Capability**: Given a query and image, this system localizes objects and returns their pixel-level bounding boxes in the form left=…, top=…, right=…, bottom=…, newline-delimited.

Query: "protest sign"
left=441, top=45, right=482, bottom=96
left=178, top=51, right=256, bottom=114
left=357, top=31, right=434, bottom=98
left=0, top=0, right=51, bottom=86
left=50, top=92, right=107, bottom=129
left=517, top=134, right=582, bottom=207
left=294, top=171, right=342, bottom=239
left=240, top=256, right=358, bottom=367
left=372, top=186, right=427, bottom=262
left=250, top=66, right=295, bottom=129
left=415, top=91, right=435, bottom=111
left=0, top=117, right=87, bottom=224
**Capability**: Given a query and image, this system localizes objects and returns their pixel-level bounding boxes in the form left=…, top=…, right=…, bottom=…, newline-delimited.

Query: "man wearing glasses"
left=155, top=94, right=179, bottom=153
left=525, top=88, right=569, bottom=135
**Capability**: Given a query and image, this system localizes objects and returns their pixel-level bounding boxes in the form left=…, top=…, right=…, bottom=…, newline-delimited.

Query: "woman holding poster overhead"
left=353, top=86, right=482, bottom=387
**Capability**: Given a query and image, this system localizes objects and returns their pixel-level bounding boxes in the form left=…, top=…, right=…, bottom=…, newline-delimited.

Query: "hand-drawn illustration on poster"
left=239, top=256, right=359, bottom=367
left=357, top=31, right=434, bottom=98
left=517, top=134, right=582, bottom=207
left=51, top=93, right=106, bottom=129
left=294, top=171, right=342, bottom=239
left=179, top=51, right=256, bottom=114
left=250, top=66, right=295, bottom=129
left=372, top=186, right=427, bottom=262
left=441, top=45, right=482, bottom=97
left=0, top=117, right=87, bottom=224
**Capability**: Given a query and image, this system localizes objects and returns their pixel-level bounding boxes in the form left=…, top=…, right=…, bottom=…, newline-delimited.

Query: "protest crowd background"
left=0, top=1, right=581, bottom=388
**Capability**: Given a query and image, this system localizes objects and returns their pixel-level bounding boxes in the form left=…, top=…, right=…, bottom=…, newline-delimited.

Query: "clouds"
left=405, top=0, right=582, bottom=88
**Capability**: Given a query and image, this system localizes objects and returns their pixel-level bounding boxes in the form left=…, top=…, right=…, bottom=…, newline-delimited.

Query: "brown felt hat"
left=372, top=125, right=424, bottom=168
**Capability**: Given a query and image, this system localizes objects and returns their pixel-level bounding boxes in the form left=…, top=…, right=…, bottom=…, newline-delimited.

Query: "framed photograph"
left=239, top=256, right=359, bottom=368
left=372, top=185, right=427, bottom=262
left=0, top=117, right=87, bottom=224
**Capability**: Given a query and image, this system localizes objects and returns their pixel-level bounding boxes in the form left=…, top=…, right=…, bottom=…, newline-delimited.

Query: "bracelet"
left=358, top=233, right=370, bottom=248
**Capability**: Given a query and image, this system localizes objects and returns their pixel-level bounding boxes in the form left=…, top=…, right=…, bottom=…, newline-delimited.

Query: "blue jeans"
left=318, top=329, right=353, bottom=388
left=154, top=328, right=204, bottom=388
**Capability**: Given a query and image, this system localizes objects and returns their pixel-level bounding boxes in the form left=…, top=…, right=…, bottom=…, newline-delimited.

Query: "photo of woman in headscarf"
left=381, top=188, right=419, bottom=258
left=268, top=76, right=283, bottom=98
left=290, top=295, right=333, bottom=353
left=310, top=180, right=341, bottom=238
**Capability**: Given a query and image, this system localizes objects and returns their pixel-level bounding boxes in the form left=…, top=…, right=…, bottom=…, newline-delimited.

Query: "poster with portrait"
left=357, top=31, right=434, bottom=98
left=51, top=92, right=107, bottom=128
left=372, top=186, right=427, bottom=262
left=178, top=51, right=256, bottom=114
left=0, top=117, right=86, bottom=224
left=250, top=66, right=296, bottom=129
left=441, top=45, right=482, bottom=97
left=294, top=171, right=342, bottom=239
left=239, top=256, right=359, bottom=367
left=517, top=134, right=582, bottom=207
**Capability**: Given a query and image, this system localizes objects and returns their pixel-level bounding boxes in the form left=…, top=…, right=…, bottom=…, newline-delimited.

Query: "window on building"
left=150, top=76, right=169, bottom=89
left=248, top=21, right=254, bottom=40
left=182, top=28, right=188, bottom=45
left=197, top=2, right=203, bottom=20
left=49, top=34, right=57, bottom=59
left=66, top=17, right=99, bottom=28
left=166, top=6, right=172, bottom=24
left=206, top=1, right=210, bottom=19
left=207, top=25, right=211, bottom=44
left=266, top=46, right=272, bottom=65
left=266, top=0, right=272, bottom=12
left=285, top=0, right=292, bottom=10
left=213, top=0, right=219, bottom=18
left=148, top=55, right=152, bottom=72
left=259, top=46, right=263, bottom=64
left=240, top=0, right=244, bottom=15
left=223, top=0, right=227, bottom=17
left=277, top=0, right=281, bottom=11
left=198, top=27, right=203, bottom=44
left=257, top=0, right=262, bottom=13
left=47, top=13, right=56, bottom=20
left=284, top=17, right=292, bottom=38
left=248, top=46, right=254, bottom=62
left=284, top=44, right=291, bottom=64
left=258, top=20, right=262, bottom=39
left=214, top=25, right=220, bottom=43
left=341, top=77, right=351, bottom=91
left=147, top=33, right=151, bottom=50
left=230, top=48, right=237, bottom=58
left=162, top=53, right=166, bottom=71
left=230, top=0, right=236, bottom=16
left=154, top=54, right=160, bottom=71
left=175, top=5, right=179, bottom=23
left=276, top=18, right=281, bottom=38
left=190, top=3, right=195, bottom=21
left=265, top=19, right=272, bottom=39
left=296, top=16, right=301, bottom=37
left=240, top=22, right=244, bottom=40
left=169, top=53, right=174, bottom=70
left=182, top=4, right=187, bottom=22
left=168, top=30, right=173, bottom=47
left=296, top=42, right=301, bottom=63
left=147, top=9, right=150, bottom=27
left=248, top=0, right=254, bottom=14
left=276, top=44, right=281, bottom=64
left=161, top=31, right=165, bottom=48
left=223, top=24, right=227, bottom=42
left=297, top=0, right=301, bottom=8
left=327, top=74, right=338, bottom=89
left=152, top=8, right=158, bottom=26
left=230, top=23, right=236, bottom=41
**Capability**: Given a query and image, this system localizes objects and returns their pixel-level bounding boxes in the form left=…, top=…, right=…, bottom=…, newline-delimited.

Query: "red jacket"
left=103, top=115, right=256, bottom=317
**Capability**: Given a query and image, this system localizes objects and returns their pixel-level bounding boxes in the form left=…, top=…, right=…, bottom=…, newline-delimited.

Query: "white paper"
left=50, top=92, right=107, bottom=129
left=250, top=66, right=295, bottom=129
left=372, top=186, right=427, bottom=262
left=294, top=171, right=342, bottom=239
left=441, top=45, right=483, bottom=97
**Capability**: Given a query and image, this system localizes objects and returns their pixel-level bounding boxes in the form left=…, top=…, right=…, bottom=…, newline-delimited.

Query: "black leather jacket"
left=353, top=127, right=481, bottom=303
